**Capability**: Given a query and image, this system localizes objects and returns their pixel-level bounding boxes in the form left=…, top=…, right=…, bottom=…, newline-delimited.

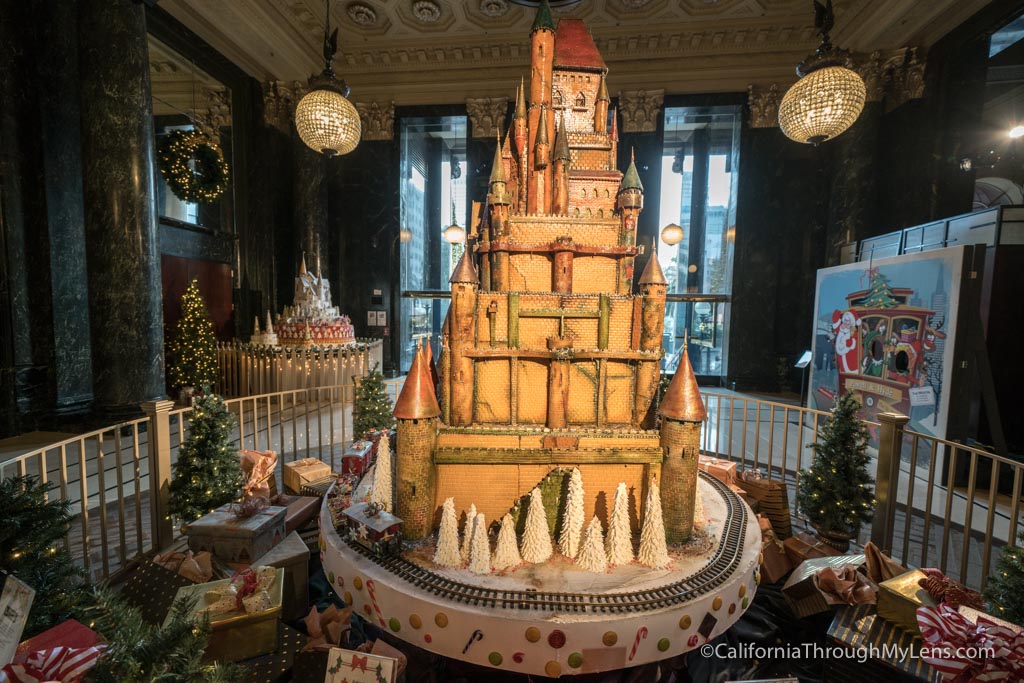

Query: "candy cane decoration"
left=628, top=626, right=648, bottom=661
left=462, top=629, right=484, bottom=654
left=364, top=579, right=386, bottom=627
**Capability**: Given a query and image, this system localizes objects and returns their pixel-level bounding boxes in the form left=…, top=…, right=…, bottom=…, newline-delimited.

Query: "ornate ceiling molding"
left=262, top=80, right=307, bottom=133
left=617, top=89, right=664, bottom=133
left=466, top=97, right=510, bottom=138
left=884, top=47, right=926, bottom=112
left=746, top=83, right=780, bottom=129
left=856, top=51, right=886, bottom=103
left=355, top=101, right=396, bottom=141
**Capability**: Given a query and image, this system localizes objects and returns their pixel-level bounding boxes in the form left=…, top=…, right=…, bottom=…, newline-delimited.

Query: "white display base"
left=318, top=472, right=761, bottom=678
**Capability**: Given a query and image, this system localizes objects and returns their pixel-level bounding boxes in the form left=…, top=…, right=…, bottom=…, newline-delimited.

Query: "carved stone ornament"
left=347, top=2, right=378, bottom=26
left=466, top=97, right=509, bottom=138
left=746, top=83, right=781, bottom=128
left=856, top=51, right=885, bottom=103
left=617, top=89, right=664, bottom=133
left=262, top=80, right=307, bottom=133
left=355, top=101, right=395, bottom=141
left=203, top=87, right=232, bottom=131
left=480, top=0, right=510, bottom=17
left=885, top=47, right=926, bottom=111
left=412, top=0, right=442, bottom=23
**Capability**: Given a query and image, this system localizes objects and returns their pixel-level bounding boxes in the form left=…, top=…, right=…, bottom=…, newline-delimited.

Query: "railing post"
left=142, top=399, right=176, bottom=551
left=872, top=412, right=909, bottom=554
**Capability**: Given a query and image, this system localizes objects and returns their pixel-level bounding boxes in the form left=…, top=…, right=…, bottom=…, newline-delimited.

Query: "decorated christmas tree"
left=639, top=482, right=670, bottom=569
left=577, top=517, right=608, bottom=573
left=353, top=365, right=396, bottom=438
left=492, top=513, right=522, bottom=571
left=797, top=392, right=875, bottom=538
left=433, top=497, right=462, bottom=567
left=558, top=468, right=585, bottom=559
left=170, top=279, right=218, bottom=390
left=860, top=269, right=897, bottom=308
left=606, top=482, right=634, bottom=566
left=369, top=432, right=393, bottom=512
left=985, top=530, right=1024, bottom=625
left=460, top=503, right=477, bottom=564
left=169, top=392, right=243, bottom=528
left=0, top=476, right=88, bottom=636
left=520, top=488, right=553, bottom=563
left=468, top=513, right=492, bottom=575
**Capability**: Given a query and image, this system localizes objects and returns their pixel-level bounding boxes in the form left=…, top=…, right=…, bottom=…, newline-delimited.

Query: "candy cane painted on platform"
left=628, top=626, right=648, bottom=661
left=365, top=579, right=386, bottom=627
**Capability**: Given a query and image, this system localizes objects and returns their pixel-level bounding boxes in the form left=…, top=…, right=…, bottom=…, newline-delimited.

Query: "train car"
left=341, top=502, right=402, bottom=556
left=341, top=439, right=374, bottom=476
left=817, top=284, right=938, bottom=424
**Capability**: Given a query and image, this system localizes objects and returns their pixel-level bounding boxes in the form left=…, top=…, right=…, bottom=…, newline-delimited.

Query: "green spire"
left=619, top=147, right=643, bottom=193
left=553, top=112, right=570, bottom=162
left=531, top=0, right=555, bottom=34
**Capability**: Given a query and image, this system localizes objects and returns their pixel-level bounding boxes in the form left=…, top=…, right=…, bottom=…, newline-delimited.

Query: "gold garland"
left=157, top=129, right=230, bottom=203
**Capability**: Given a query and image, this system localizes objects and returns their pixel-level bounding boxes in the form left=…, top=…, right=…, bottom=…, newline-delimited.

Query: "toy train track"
left=341, top=471, right=748, bottom=613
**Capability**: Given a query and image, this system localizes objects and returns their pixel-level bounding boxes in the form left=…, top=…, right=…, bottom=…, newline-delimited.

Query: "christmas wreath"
left=157, top=129, right=230, bottom=203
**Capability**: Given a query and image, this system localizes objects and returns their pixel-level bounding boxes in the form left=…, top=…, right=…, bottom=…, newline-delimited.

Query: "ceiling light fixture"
left=661, top=223, right=684, bottom=246
left=443, top=201, right=465, bottom=244
left=295, top=0, right=361, bottom=156
left=778, top=0, right=866, bottom=146
left=1010, top=125, right=1024, bottom=139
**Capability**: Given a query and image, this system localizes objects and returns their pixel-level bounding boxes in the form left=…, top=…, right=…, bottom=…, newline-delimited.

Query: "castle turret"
left=527, top=0, right=554, bottom=215
left=394, top=341, right=441, bottom=539
left=552, top=113, right=570, bottom=216
left=609, top=107, right=619, bottom=166
left=513, top=79, right=528, bottom=211
left=595, top=74, right=609, bottom=133
left=448, top=249, right=479, bottom=426
left=657, top=340, right=707, bottom=544
left=634, top=250, right=667, bottom=425
left=488, top=133, right=511, bottom=227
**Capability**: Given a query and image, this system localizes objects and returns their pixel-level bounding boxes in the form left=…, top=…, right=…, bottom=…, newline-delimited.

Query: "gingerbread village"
left=319, top=4, right=761, bottom=676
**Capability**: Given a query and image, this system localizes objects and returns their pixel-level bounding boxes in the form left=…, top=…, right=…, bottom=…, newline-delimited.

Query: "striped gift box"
left=827, top=604, right=936, bottom=683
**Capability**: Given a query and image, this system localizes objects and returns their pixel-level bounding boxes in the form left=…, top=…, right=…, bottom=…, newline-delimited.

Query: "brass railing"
left=1, top=386, right=1015, bottom=591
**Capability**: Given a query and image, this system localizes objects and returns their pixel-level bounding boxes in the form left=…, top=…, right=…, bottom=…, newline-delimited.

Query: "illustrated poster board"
left=0, top=573, right=34, bottom=666
left=808, top=246, right=971, bottom=440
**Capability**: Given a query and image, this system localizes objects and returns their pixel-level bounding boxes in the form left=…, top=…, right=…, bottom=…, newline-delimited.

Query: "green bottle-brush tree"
left=168, top=391, right=243, bottom=528
left=985, top=531, right=1024, bottom=626
left=797, top=392, right=876, bottom=536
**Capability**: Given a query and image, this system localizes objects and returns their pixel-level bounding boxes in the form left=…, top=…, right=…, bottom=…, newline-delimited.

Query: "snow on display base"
left=318, top=471, right=761, bottom=678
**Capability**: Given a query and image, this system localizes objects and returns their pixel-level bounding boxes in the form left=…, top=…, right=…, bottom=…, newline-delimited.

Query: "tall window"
left=399, top=116, right=467, bottom=372
left=657, top=105, right=741, bottom=377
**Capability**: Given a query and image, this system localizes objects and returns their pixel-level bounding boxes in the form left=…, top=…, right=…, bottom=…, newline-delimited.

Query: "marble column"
left=825, top=101, right=882, bottom=265
left=292, top=129, right=328, bottom=277
left=78, top=0, right=165, bottom=415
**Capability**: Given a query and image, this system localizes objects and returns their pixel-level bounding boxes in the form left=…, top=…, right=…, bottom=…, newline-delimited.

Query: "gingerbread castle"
left=393, top=1, right=706, bottom=547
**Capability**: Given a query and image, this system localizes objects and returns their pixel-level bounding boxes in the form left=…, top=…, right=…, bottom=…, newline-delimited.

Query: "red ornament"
left=513, top=652, right=524, bottom=663
left=424, top=634, right=433, bottom=644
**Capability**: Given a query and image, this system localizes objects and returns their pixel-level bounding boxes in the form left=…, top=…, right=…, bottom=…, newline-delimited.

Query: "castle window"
left=554, top=89, right=564, bottom=106
left=575, top=92, right=586, bottom=107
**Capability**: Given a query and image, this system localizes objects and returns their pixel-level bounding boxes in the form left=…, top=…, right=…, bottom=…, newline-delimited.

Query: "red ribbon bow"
left=917, top=604, right=1024, bottom=682
left=349, top=654, right=369, bottom=672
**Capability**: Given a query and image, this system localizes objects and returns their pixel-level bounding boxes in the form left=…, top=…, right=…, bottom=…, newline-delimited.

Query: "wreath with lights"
left=157, top=129, right=230, bottom=203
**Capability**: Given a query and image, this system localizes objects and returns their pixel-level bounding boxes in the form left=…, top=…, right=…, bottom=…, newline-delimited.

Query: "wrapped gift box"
left=325, top=647, right=397, bottom=683
left=783, top=531, right=842, bottom=565
left=957, top=605, right=1023, bottom=633
left=737, top=472, right=791, bottom=538
left=782, top=555, right=870, bottom=618
left=281, top=495, right=321, bottom=534
left=236, top=623, right=306, bottom=683
left=119, top=560, right=195, bottom=624
left=698, top=456, right=737, bottom=486
left=252, top=531, right=310, bottom=621
left=166, top=567, right=284, bottom=663
left=760, top=533, right=794, bottom=584
left=300, top=477, right=337, bottom=498
left=877, top=570, right=937, bottom=634
left=283, top=458, right=333, bottom=494
left=827, top=604, right=935, bottom=683
left=187, top=504, right=287, bottom=565
left=14, top=620, right=102, bottom=663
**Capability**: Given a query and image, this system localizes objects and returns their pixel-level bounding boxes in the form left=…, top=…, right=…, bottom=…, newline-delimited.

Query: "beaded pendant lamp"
left=295, top=0, right=361, bottom=156
left=778, top=0, right=866, bottom=146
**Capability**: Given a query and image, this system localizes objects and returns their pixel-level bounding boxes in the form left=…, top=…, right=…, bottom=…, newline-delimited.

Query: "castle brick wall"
left=572, top=255, right=618, bottom=294
left=553, top=69, right=601, bottom=133
left=396, top=418, right=438, bottom=540
left=604, top=360, right=635, bottom=424
left=507, top=217, right=620, bottom=246
left=517, top=359, right=549, bottom=423
left=474, top=359, right=512, bottom=423
left=659, top=419, right=701, bottom=544
left=434, top=462, right=648, bottom=534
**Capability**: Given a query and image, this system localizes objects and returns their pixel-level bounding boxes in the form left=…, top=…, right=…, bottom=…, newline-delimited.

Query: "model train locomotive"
left=340, top=501, right=402, bottom=556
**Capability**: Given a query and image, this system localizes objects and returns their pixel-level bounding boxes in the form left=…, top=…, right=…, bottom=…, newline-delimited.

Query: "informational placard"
left=0, top=573, right=34, bottom=666
left=795, top=351, right=813, bottom=369
left=910, top=386, right=936, bottom=407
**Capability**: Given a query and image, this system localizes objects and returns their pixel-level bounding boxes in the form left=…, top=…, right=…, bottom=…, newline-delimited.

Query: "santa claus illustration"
left=832, top=309, right=861, bottom=374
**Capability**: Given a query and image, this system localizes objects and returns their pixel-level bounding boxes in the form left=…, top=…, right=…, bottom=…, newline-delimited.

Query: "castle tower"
left=527, top=0, right=555, bottom=214
left=595, top=74, right=609, bottom=133
left=616, top=149, right=644, bottom=290
left=513, top=79, right=528, bottom=212
left=448, top=249, right=479, bottom=426
left=394, top=341, right=441, bottom=539
left=609, top=108, right=619, bottom=167
left=657, top=342, right=706, bottom=544
left=531, top=105, right=550, bottom=213
left=552, top=113, right=570, bottom=216
left=488, top=135, right=511, bottom=228
left=634, top=251, right=667, bottom=425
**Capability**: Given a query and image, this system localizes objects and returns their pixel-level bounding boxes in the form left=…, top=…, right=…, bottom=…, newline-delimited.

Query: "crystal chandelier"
left=778, top=1, right=866, bottom=146
left=295, top=0, right=361, bottom=156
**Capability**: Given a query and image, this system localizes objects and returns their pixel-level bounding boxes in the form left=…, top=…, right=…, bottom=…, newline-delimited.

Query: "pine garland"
left=157, top=130, right=229, bottom=204
left=796, top=392, right=875, bottom=536
left=353, top=366, right=395, bottom=438
left=168, top=392, right=243, bottom=528
left=985, top=531, right=1024, bottom=625
left=170, top=280, right=218, bottom=390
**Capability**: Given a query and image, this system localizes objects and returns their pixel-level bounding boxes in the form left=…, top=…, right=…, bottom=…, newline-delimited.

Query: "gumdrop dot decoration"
left=568, top=652, right=583, bottom=668
left=657, top=638, right=670, bottom=652
left=389, top=617, right=401, bottom=632
left=489, top=652, right=503, bottom=666
left=525, top=627, right=540, bottom=642
left=603, top=631, right=617, bottom=646
left=547, top=630, right=566, bottom=649
left=679, top=615, right=691, bottom=630
left=409, top=614, right=422, bottom=629
left=435, top=613, right=448, bottom=628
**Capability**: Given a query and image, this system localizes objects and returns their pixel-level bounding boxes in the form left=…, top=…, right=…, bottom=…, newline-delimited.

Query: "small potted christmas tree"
left=797, top=392, right=875, bottom=551
left=985, top=530, right=1024, bottom=625
left=353, top=365, right=395, bottom=439
left=170, top=279, right=218, bottom=404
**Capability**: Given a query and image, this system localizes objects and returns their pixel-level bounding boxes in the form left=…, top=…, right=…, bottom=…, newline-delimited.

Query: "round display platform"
left=318, top=471, right=761, bottom=678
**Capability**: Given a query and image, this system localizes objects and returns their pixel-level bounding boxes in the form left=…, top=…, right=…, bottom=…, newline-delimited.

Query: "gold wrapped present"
left=166, top=567, right=284, bottom=662
left=283, top=458, right=332, bottom=494
left=877, top=569, right=937, bottom=634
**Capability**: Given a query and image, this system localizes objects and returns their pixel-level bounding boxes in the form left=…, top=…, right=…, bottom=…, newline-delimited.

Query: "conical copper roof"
left=449, top=248, right=479, bottom=284
left=394, top=342, right=441, bottom=420
left=658, top=344, right=706, bottom=422
left=639, top=250, right=667, bottom=285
